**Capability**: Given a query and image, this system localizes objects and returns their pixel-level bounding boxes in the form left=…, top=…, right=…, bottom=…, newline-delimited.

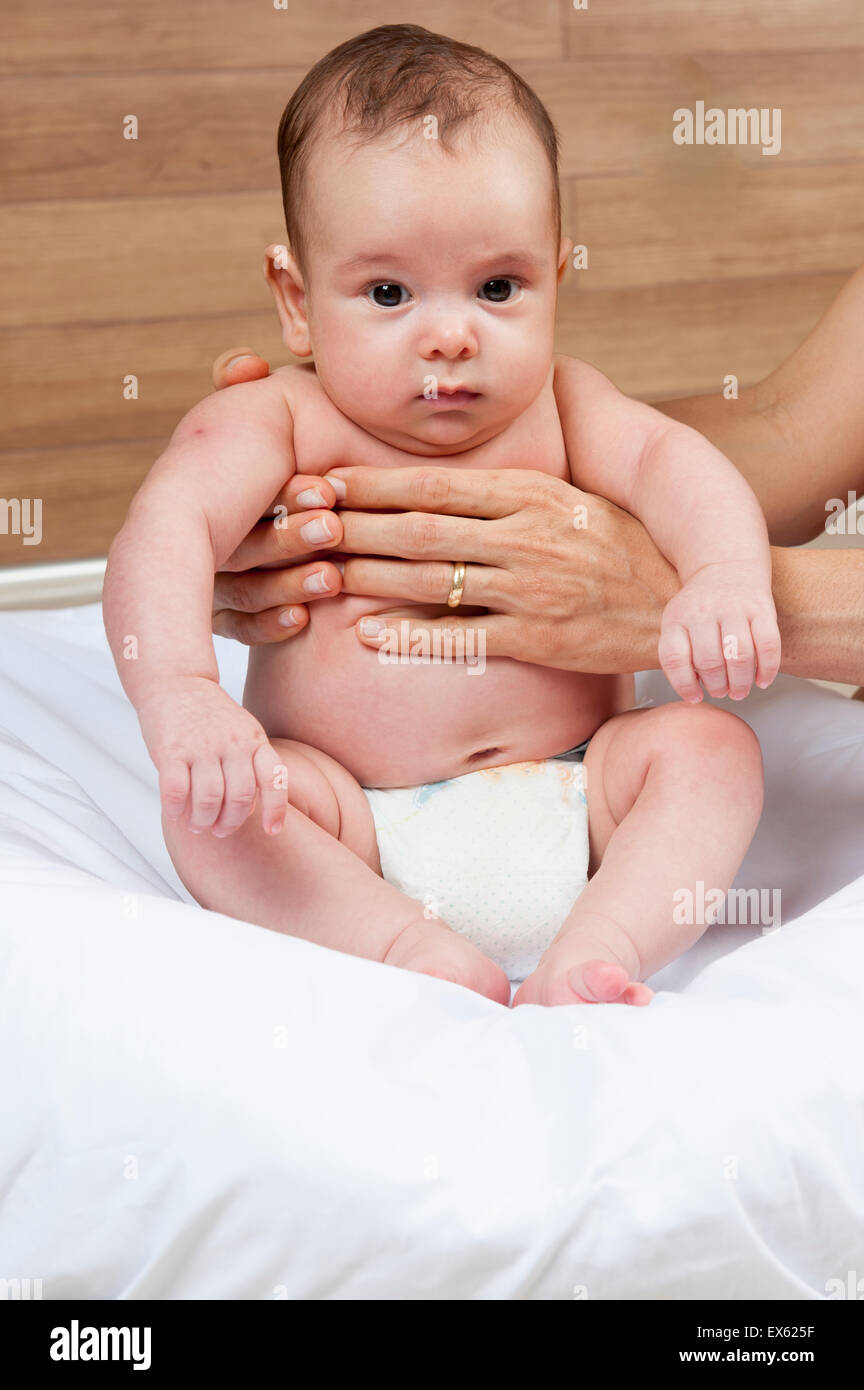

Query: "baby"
left=103, top=24, right=778, bottom=1008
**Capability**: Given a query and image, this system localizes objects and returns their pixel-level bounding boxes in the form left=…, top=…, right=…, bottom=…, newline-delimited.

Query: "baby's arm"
left=103, top=374, right=297, bottom=834
left=553, top=355, right=781, bottom=701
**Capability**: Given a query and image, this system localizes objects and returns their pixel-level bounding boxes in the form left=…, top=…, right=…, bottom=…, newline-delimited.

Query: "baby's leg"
left=513, top=704, right=764, bottom=1008
left=164, top=738, right=510, bottom=1004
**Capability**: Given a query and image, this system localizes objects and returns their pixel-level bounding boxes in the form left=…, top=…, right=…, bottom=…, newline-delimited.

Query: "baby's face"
left=291, top=113, right=567, bottom=453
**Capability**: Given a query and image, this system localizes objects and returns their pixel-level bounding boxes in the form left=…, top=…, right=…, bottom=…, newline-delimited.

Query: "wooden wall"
left=2, top=0, right=863, bottom=565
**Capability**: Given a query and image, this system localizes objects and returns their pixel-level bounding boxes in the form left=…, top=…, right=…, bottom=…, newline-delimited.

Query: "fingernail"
left=226, top=354, right=253, bottom=370
left=359, top=617, right=386, bottom=638
left=269, top=821, right=283, bottom=835
left=278, top=607, right=300, bottom=628
left=303, top=570, right=330, bottom=594
left=297, top=488, right=327, bottom=507
left=332, top=559, right=345, bottom=575
left=300, top=517, right=333, bottom=543
left=324, top=473, right=347, bottom=499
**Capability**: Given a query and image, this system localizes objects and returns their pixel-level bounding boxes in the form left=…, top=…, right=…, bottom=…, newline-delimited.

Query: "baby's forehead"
left=306, top=113, right=553, bottom=235
left=309, top=101, right=542, bottom=180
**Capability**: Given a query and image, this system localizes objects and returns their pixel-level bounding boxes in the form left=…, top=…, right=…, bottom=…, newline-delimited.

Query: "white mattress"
left=1, top=602, right=863, bottom=1299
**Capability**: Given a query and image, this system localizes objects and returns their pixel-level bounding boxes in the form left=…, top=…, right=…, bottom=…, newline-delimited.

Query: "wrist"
left=135, top=672, right=218, bottom=714
left=633, top=550, right=678, bottom=669
left=771, top=544, right=864, bottom=684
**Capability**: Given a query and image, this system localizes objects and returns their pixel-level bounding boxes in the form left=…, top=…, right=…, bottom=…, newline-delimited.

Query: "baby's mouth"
left=418, top=389, right=480, bottom=408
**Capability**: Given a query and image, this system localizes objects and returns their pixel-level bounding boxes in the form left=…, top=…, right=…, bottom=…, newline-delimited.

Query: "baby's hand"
left=138, top=677, right=289, bottom=836
left=658, top=563, right=781, bottom=702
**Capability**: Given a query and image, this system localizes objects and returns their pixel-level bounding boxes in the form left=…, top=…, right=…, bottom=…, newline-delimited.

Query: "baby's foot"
left=513, top=951, right=653, bottom=1009
left=383, top=916, right=510, bottom=1005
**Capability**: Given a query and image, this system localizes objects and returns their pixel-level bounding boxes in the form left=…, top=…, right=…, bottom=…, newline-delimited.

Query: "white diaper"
left=362, top=754, right=590, bottom=981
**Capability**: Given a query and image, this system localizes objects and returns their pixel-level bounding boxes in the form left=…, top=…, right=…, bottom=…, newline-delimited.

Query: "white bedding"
left=1, top=602, right=863, bottom=1299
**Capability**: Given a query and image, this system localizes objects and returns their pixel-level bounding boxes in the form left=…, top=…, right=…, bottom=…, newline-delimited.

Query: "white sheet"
left=1, top=603, right=863, bottom=1299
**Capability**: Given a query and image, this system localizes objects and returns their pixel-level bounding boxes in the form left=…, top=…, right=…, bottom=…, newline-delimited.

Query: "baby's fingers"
left=720, top=624, right=755, bottom=701
left=253, top=742, right=290, bottom=835
left=210, top=756, right=258, bottom=838
left=752, top=613, right=782, bottom=689
left=689, top=621, right=728, bottom=699
left=189, top=759, right=226, bottom=833
left=159, top=760, right=190, bottom=821
left=658, top=622, right=702, bottom=704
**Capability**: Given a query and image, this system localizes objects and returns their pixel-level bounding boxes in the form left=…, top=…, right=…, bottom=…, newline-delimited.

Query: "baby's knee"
left=671, top=703, right=760, bottom=758
left=270, top=739, right=377, bottom=863
left=270, top=739, right=343, bottom=838
left=652, top=704, right=763, bottom=802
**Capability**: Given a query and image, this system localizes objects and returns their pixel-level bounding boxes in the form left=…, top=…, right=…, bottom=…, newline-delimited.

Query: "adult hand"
left=324, top=466, right=678, bottom=673
left=210, top=348, right=345, bottom=644
left=209, top=350, right=677, bottom=673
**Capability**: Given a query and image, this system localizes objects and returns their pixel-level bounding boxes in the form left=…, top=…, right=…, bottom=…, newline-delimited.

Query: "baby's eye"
left=366, top=282, right=409, bottom=308
left=478, top=278, right=519, bottom=303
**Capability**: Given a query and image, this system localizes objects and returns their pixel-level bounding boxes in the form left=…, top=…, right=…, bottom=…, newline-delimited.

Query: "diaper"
left=362, top=744, right=590, bottom=981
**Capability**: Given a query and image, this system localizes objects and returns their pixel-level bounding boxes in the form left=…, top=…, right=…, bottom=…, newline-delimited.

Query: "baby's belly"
left=243, top=594, right=635, bottom=788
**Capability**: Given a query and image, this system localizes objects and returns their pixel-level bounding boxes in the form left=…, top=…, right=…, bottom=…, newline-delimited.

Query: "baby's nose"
left=419, top=318, right=479, bottom=359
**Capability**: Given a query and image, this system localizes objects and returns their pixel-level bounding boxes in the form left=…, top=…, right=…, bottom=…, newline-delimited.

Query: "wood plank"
left=0, top=440, right=158, bottom=566
left=0, top=193, right=287, bottom=328
left=566, top=162, right=864, bottom=289
left=563, top=0, right=864, bottom=57
left=4, top=1, right=564, bottom=75
left=554, top=271, right=849, bottom=400
left=8, top=49, right=861, bottom=201
left=0, top=71, right=294, bottom=202
left=524, top=49, right=864, bottom=176
left=2, top=312, right=297, bottom=450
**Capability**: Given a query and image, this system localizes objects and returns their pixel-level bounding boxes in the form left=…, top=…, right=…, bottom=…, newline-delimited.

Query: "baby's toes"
left=620, top=981, right=654, bottom=1007
left=573, top=959, right=633, bottom=1003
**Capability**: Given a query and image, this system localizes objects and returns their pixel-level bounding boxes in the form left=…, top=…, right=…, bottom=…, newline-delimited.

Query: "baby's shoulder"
left=552, top=353, right=621, bottom=402
left=270, top=362, right=387, bottom=473
left=270, top=361, right=327, bottom=410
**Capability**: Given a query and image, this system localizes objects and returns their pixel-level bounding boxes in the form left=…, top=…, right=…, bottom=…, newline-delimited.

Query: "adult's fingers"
left=339, top=507, right=500, bottom=566
left=262, top=473, right=344, bottom=517
left=354, top=610, right=530, bottom=661
left=324, top=464, right=551, bottom=520
left=214, top=558, right=344, bottom=611
left=212, top=603, right=309, bottom=646
left=212, top=347, right=271, bottom=390
left=339, top=555, right=511, bottom=608
left=222, top=505, right=344, bottom=572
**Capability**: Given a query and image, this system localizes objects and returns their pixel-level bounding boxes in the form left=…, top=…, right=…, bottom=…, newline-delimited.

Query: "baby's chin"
left=342, top=399, right=500, bottom=454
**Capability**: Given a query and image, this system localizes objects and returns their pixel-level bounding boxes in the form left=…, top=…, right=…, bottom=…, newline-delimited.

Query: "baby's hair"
left=276, top=23, right=562, bottom=275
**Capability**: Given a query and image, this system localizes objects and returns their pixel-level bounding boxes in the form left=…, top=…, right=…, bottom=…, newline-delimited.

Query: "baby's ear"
left=557, top=235, right=574, bottom=284
left=263, top=243, right=312, bottom=357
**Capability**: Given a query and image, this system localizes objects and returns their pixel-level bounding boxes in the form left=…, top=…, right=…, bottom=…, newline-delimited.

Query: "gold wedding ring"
left=447, top=560, right=467, bottom=608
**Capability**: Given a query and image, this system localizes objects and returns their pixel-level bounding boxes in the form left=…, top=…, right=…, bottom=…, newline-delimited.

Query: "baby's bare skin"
left=105, top=107, right=777, bottom=1007
left=244, top=362, right=633, bottom=787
